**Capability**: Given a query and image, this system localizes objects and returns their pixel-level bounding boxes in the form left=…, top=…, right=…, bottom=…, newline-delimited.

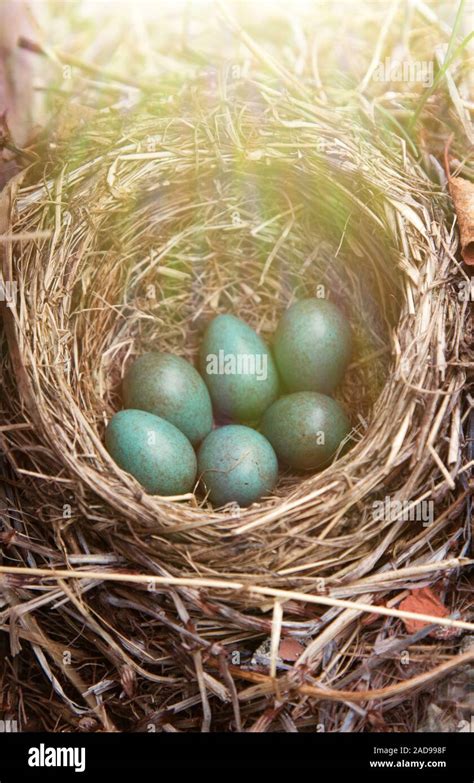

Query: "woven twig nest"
left=1, top=74, right=470, bottom=731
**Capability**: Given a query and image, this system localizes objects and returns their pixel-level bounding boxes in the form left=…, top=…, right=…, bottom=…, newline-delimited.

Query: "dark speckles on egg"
left=261, top=392, right=351, bottom=470
left=122, top=352, right=213, bottom=446
left=273, top=298, right=351, bottom=394
left=199, top=314, right=279, bottom=422
left=197, top=424, right=278, bottom=507
left=105, top=409, right=197, bottom=495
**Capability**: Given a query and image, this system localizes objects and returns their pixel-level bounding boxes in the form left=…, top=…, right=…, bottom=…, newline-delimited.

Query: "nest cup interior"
left=8, top=78, right=431, bottom=578
left=80, top=109, right=397, bottom=488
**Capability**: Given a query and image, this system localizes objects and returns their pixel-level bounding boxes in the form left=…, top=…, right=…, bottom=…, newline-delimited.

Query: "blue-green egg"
left=105, top=409, right=197, bottom=495
left=273, top=298, right=351, bottom=394
left=261, top=392, right=351, bottom=470
left=197, top=424, right=278, bottom=507
left=122, top=352, right=213, bottom=445
left=199, top=314, right=279, bottom=422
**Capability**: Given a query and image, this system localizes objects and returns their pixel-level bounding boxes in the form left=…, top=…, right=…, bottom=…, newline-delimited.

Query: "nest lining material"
left=0, top=74, right=471, bottom=730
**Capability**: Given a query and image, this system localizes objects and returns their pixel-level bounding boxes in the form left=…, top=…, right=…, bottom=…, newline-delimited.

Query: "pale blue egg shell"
left=105, top=409, right=197, bottom=495
left=199, top=314, right=279, bottom=422
left=261, top=391, right=351, bottom=470
left=197, top=424, right=278, bottom=507
left=274, top=298, right=351, bottom=394
left=122, top=352, right=213, bottom=446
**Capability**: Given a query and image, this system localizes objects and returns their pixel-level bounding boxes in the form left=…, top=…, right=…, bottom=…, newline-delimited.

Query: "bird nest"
left=0, top=72, right=470, bottom=732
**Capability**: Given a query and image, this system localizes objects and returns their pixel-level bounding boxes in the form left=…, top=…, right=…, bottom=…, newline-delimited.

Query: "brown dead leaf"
left=398, top=587, right=452, bottom=638
left=278, top=638, right=305, bottom=661
left=449, top=176, right=474, bottom=265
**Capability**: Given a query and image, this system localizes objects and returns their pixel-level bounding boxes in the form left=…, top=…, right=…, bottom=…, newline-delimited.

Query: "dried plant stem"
left=206, top=649, right=474, bottom=704
left=1, top=565, right=473, bottom=632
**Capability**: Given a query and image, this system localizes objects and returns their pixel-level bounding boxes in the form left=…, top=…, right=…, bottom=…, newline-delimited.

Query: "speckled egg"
left=261, top=392, right=351, bottom=470
left=197, top=425, right=278, bottom=507
left=122, top=352, right=213, bottom=446
left=273, top=298, right=351, bottom=394
left=105, top=409, right=197, bottom=495
left=199, top=314, right=279, bottom=422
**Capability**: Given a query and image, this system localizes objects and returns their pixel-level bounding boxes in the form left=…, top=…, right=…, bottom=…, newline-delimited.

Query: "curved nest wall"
left=0, top=76, right=470, bottom=731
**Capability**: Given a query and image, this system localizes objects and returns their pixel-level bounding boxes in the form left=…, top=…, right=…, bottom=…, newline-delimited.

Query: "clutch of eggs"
left=105, top=298, right=352, bottom=507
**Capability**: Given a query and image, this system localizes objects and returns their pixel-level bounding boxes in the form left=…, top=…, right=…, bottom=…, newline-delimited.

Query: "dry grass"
left=0, top=0, right=472, bottom=732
